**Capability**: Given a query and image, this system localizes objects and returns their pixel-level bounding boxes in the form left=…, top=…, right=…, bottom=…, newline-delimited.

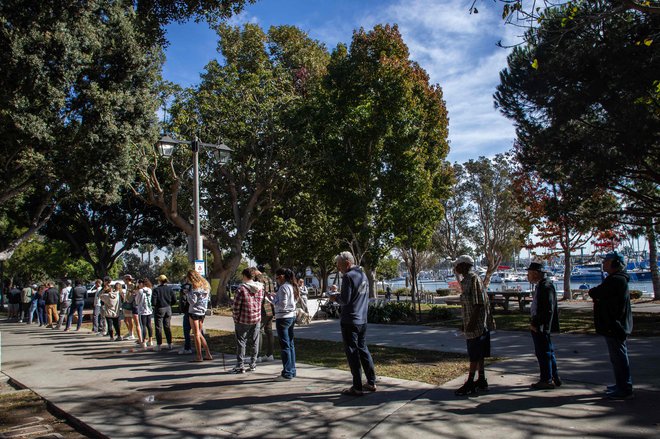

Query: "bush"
left=630, top=290, right=643, bottom=300
left=427, top=305, right=458, bottom=321
left=436, top=288, right=452, bottom=296
left=368, top=301, right=416, bottom=324
left=394, top=287, right=410, bottom=297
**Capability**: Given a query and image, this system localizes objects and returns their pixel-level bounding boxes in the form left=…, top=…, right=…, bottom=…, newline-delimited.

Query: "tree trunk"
left=365, top=266, right=376, bottom=299
left=647, top=223, right=659, bottom=300
left=563, top=247, right=572, bottom=300
left=209, top=252, right=242, bottom=306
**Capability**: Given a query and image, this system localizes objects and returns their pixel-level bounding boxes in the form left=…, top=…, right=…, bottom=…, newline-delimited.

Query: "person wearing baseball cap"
left=452, top=255, right=495, bottom=396
left=527, top=261, right=561, bottom=390
left=589, top=251, right=634, bottom=400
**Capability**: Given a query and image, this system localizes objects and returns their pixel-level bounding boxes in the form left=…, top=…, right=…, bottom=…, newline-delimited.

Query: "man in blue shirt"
left=331, top=251, right=377, bottom=396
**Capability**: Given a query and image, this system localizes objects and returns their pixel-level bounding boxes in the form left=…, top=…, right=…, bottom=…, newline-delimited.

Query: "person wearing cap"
left=527, top=262, right=561, bottom=390
left=589, top=251, right=634, bottom=400
left=152, top=274, right=177, bottom=351
left=453, top=255, right=495, bottom=396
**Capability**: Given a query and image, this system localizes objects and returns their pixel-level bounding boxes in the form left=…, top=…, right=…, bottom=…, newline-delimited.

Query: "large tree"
left=494, top=1, right=660, bottom=218
left=0, top=1, right=164, bottom=261
left=42, top=189, right=182, bottom=278
left=463, top=155, right=529, bottom=287
left=433, top=163, right=473, bottom=260
left=315, top=24, right=452, bottom=296
left=134, top=24, right=329, bottom=303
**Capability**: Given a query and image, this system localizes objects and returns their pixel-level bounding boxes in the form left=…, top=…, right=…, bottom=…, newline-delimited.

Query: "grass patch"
left=169, top=326, right=472, bottom=386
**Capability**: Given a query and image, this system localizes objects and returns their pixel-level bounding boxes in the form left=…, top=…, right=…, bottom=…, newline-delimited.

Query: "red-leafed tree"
left=513, top=170, right=618, bottom=299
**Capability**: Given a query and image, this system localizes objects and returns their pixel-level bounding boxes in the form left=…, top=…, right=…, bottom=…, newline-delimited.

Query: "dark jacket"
left=531, top=277, right=560, bottom=333
left=179, top=283, right=192, bottom=314
left=71, top=286, right=87, bottom=304
left=44, top=287, right=59, bottom=305
left=336, top=266, right=370, bottom=325
left=589, top=271, right=633, bottom=340
left=152, top=284, right=177, bottom=309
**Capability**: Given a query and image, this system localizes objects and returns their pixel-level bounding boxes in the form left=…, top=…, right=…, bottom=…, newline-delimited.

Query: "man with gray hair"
left=330, top=251, right=377, bottom=396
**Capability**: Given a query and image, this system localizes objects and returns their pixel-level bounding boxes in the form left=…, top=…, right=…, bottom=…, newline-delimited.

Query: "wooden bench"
left=488, top=291, right=532, bottom=312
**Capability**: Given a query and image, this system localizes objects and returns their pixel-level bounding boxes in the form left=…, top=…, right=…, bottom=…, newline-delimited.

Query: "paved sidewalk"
left=2, top=319, right=660, bottom=438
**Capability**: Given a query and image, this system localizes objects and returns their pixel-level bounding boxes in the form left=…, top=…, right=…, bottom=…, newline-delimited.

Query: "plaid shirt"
left=232, top=283, right=264, bottom=325
left=459, top=271, right=493, bottom=339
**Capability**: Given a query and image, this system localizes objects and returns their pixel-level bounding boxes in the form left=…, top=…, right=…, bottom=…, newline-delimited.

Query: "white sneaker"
left=147, top=341, right=153, bottom=347
left=128, top=335, right=136, bottom=340
left=141, top=342, right=147, bottom=349
left=178, top=349, right=193, bottom=355
left=167, top=344, right=173, bottom=350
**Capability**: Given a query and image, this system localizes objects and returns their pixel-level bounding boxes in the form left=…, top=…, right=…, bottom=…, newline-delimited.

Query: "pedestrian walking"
left=101, top=283, right=122, bottom=341
left=231, top=267, right=264, bottom=373
left=527, top=262, right=561, bottom=390
left=135, top=278, right=154, bottom=349
left=185, top=270, right=213, bottom=362
left=152, top=275, right=177, bottom=351
left=65, top=280, right=86, bottom=331
left=331, top=251, right=377, bottom=396
left=589, top=251, right=634, bottom=400
left=453, top=255, right=495, bottom=396
left=271, top=268, right=298, bottom=381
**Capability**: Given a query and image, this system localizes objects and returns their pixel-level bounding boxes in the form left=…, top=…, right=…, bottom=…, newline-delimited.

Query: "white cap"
left=452, top=255, right=474, bottom=267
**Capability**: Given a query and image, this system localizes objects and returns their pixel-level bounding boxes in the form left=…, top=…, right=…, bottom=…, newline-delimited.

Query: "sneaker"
left=363, top=383, right=377, bottom=392
left=231, top=367, right=246, bottom=374
left=607, top=390, right=634, bottom=400
left=115, top=336, right=122, bottom=341
left=274, top=375, right=292, bottom=381
left=455, top=381, right=476, bottom=396
left=530, top=381, right=555, bottom=390
left=475, top=377, right=489, bottom=391
left=140, top=342, right=147, bottom=349
left=154, top=345, right=160, bottom=352
left=247, top=364, right=257, bottom=372
left=127, top=335, right=136, bottom=340
left=108, top=337, right=115, bottom=341
left=167, top=344, right=173, bottom=350
left=606, top=384, right=618, bottom=393
left=553, top=376, right=562, bottom=388
left=178, top=349, right=193, bottom=355
left=146, top=341, right=153, bottom=347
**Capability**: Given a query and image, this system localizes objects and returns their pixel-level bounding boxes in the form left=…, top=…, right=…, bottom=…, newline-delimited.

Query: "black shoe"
left=553, top=376, right=562, bottom=388
left=475, top=377, right=488, bottom=391
left=531, top=381, right=555, bottom=390
left=455, top=381, right=476, bottom=396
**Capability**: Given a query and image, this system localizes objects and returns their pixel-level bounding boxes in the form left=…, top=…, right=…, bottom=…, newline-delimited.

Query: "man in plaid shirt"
left=231, top=267, right=264, bottom=373
left=454, top=255, right=495, bottom=396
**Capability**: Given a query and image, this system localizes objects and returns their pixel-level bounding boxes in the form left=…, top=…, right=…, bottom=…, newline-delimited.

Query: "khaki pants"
left=46, top=304, right=59, bottom=326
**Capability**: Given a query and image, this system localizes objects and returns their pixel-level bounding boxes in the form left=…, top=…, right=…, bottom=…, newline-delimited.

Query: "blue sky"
left=162, top=0, right=520, bottom=163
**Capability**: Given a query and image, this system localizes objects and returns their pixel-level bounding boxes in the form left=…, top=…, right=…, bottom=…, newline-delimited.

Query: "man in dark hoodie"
left=332, top=251, right=376, bottom=396
left=589, top=251, right=633, bottom=400
left=527, top=262, right=561, bottom=390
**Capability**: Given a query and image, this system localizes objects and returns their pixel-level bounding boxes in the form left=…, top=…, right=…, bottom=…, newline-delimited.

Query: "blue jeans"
left=183, top=312, right=192, bottom=350
left=66, top=302, right=84, bottom=330
left=276, top=317, right=296, bottom=379
left=28, top=301, right=38, bottom=324
left=341, top=323, right=376, bottom=391
left=604, top=336, right=633, bottom=393
left=531, top=330, right=558, bottom=382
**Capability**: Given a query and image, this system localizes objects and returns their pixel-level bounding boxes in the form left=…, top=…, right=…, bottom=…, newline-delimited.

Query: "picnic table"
left=487, top=290, right=532, bottom=312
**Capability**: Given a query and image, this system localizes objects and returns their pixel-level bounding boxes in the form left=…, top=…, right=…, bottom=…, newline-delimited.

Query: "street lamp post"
left=156, top=135, right=231, bottom=275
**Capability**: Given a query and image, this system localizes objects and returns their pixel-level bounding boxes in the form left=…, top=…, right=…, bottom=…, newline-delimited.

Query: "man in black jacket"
left=527, top=262, right=561, bottom=390
left=589, top=251, right=634, bottom=400
left=152, top=275, right=177, bottom=351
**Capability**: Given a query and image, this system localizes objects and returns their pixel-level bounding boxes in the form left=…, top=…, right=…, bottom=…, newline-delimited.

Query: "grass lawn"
left=168, top=326, right=474, bottom=386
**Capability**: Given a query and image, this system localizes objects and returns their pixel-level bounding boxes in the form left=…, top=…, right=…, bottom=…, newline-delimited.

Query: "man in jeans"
left=231, top=267, right=264, bottom=373
left=152, top=275, right=177, bottom=351
left=178, top=281, right=193, bottom=355
left=331, top=251, right=376, bottom=396
left=589, top=251, right=634, bottom=400
left=56, top=280, right=72, bottom=329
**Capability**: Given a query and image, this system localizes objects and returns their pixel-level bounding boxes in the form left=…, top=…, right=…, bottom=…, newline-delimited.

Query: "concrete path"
left=2, top=319, right=660, bottom=438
